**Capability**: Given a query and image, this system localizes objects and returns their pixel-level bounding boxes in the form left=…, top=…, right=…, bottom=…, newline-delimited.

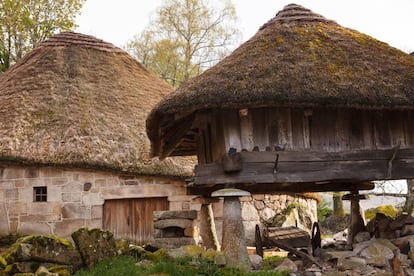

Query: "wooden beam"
left=160, top=113, right=195, bottom=159
left=193, top=149, right=414, bottom=185
left=187, top=181, right=375, bottom=195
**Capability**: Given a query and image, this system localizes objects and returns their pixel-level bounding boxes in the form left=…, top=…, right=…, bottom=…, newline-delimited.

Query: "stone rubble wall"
left=0, top=165, right=189, bottom=239
left=239, top=194, right=318, bottom=245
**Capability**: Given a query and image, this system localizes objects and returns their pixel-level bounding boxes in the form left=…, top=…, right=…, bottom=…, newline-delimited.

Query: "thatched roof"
left=147, top=4, right=414, bottom=157
left=0, top=32, right=193, bottom=176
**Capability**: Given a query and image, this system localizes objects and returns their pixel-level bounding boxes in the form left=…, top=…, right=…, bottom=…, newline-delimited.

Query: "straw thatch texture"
left=0, top=32, right=193, bottom=176
left=147, top=4, right=414, bottom=156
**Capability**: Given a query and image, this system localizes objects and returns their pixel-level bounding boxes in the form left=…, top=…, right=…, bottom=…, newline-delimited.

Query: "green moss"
left=270, top=202, right=301, bottom=227
left=145, top=248, right=169, bottom=262
left=0, top=255, right=6, bottom=268
left=0, top=235, right=34, bottom=264
left=48, top=265, right=72, bottom=276
left=276, top=37, right=284, bottom=44
left=0, top=234, right=75, bottom=265
left=4, top=264, right=12, bottom=273
left=261, top=255, right=287, bottom=271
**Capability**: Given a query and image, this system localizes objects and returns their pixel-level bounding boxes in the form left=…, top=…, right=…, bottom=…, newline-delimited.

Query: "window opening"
left=33, top=186, right=47, bottom=202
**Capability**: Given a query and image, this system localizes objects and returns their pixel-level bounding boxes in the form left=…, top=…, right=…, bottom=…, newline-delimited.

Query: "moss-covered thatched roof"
left=147, top=4, right=414, bottom=157
left=0, top=32, right=194, bottom=177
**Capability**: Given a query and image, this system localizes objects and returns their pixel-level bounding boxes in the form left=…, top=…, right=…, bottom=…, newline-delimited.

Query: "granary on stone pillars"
left=147, top=3, right=414, bottom=266
left=0, top=32, right=196, bottom=243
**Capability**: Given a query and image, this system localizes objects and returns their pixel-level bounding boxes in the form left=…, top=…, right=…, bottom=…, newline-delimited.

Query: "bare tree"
left=126, top=0, right=241, bottom=87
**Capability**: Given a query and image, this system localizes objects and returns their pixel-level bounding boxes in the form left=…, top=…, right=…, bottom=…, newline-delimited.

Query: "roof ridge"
left=260, top=3, right=336, bottom=30
left=37, top=31, right=125, bottom=53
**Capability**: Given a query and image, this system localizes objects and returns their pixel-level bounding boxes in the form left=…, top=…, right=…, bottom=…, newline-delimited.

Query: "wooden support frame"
left=187, top=181, right=375, bottom=195
left=193, top=149, right=414, bottom=186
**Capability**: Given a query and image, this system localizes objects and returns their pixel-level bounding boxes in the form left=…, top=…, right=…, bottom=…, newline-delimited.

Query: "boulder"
left=372, top=213, right=396, bottom=239
left=1, top=235, right=82, bottom=272
left=332, top=229, right=348, bottom=242
left=402, top=224, right=414, bottom=237
left=354, top=239, right=397, bottom=268
left=353, top=231, right=370, bottom=243
left=389, top=213, right=414, bottom=230
left=275, top=258, right=298, bottom=273
left=337, top=256, right=366, bottom=271
left=71, top=228, right=117, bottom=268
left=35, top=265, right=57, bottom=276
left=249, top=254, right=263, bottom=270
left=390, top=234, right=414, bottom=253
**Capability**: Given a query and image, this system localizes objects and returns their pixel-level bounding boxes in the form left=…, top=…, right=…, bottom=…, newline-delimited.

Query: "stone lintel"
left=154, top=218, right=193, bottom=230
left=153, top=210, right=197, bottom=220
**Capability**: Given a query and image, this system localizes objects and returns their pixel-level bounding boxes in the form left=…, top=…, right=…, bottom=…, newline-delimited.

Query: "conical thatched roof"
left=0, top=32, right=193, bottom=176
left=147, top=4, right=414, bottom=157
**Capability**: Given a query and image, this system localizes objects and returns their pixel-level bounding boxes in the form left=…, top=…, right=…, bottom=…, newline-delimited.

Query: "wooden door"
left=103, top=197, right=168, bottom=244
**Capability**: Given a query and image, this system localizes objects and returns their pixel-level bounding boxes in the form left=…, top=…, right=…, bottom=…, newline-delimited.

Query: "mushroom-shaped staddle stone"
left=211, top=188, right=251, bottom=197
left=212, top=188, right=251, bottom=271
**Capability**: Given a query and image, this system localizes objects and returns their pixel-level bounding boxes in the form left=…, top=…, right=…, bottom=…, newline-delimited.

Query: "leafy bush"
left=317, top=199, right=333, bottom=222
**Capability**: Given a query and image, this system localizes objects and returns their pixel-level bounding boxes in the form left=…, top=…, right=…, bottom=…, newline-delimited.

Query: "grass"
left=73, top=255, right=291, bottom=276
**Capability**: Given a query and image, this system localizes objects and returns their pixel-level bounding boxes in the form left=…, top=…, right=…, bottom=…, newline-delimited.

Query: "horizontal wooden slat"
left=193, top=149, right=414, bottom=188
left=238, top=148, right=410, bottom=163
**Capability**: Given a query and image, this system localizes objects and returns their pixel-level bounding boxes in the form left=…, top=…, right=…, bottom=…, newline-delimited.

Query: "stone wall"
left=239, top=194, right=318, bottom=245
left=0, top=165, right=318, bottom=247
left=0, top=165, right=191, bottom=239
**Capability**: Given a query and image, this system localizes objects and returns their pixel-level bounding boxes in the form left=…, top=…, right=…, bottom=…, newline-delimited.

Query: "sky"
left=76, top=0, right=414, bottom=53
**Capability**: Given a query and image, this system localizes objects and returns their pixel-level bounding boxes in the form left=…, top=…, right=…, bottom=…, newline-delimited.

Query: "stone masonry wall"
left=240, top=194, right=318, bottom=245
left=0, top=165, right=191, bottom=239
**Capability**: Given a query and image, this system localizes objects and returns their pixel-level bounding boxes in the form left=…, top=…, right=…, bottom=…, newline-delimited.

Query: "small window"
left=33, top=186, right=47, bottom=202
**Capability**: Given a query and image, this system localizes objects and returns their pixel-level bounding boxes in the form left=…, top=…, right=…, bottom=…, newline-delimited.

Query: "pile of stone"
left=308, top=212, right=414, bottom=275
left=152, top=210, right=198, bottom=249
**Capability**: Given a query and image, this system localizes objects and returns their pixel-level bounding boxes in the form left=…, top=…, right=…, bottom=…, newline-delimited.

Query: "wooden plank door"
left=103, top=197, right=168, bottom=244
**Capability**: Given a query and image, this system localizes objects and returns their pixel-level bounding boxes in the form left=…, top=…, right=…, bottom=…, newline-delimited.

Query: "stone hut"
left=0, top=32, right=195, bottom=243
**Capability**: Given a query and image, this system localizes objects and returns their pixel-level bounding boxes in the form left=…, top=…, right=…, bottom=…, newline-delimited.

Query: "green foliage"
left=73, top=253, right=291, bottom=276
left=0, top=0, right=86, bottom=72
left=126, top=0, right=241, bottom=87
left=270, top=202, right=305, bottom=227
left=261, top=255, right=286, bottom=271
left=365, top=205, right=400, bottom=220
left=74, top=255, right=141, bottom=276
left=332, top=192, right=345, bottom=217
left=317, top=199, right=333, bottom=222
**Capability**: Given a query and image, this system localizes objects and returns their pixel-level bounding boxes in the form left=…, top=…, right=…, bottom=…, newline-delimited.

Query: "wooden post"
left=343, top=191, right=368, bottom=245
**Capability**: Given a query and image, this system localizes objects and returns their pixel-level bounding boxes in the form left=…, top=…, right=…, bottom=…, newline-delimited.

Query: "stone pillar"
left=212, top=188, right=251, bottom=272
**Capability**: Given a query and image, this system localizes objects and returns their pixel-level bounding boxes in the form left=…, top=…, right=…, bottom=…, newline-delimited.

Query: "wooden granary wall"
left=192, top=107, right=414, bottom=190
left=198, top=107, right=413, bottom=161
